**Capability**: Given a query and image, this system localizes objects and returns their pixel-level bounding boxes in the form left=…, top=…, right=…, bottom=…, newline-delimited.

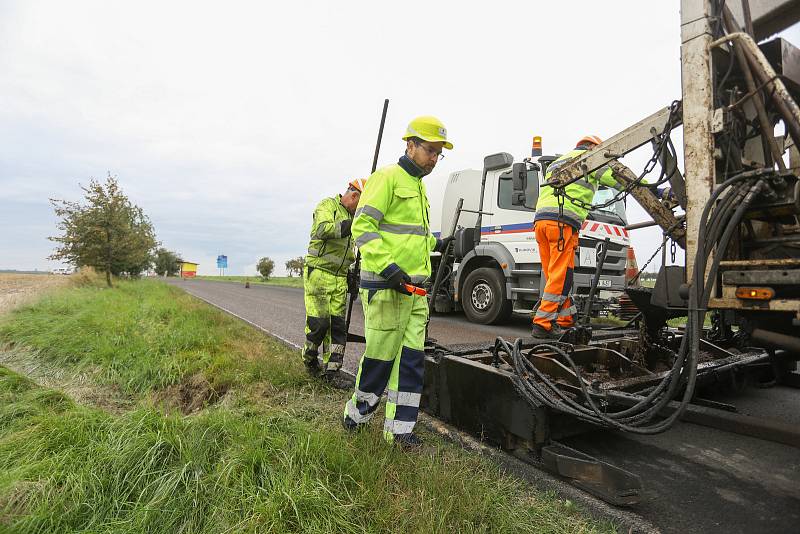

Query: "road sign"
left=216, top=255, right=227, bottom=269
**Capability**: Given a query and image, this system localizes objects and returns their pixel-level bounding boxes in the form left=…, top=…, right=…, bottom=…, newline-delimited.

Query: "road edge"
left=174, top=283, right=660, bottom=534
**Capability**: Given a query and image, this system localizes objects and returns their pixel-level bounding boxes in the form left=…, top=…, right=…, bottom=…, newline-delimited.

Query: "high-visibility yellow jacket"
left=352, top=156, right=438, bottom=287
left=534, top=148, right=623, bottom=230
left=305, top=195, right=355, bottom=276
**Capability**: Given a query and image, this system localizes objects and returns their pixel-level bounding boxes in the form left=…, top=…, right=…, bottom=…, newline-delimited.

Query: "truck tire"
left=462, top=267, right=512, bottom=324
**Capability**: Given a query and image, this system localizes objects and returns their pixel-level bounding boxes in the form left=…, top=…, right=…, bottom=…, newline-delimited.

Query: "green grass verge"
left=194, top=275, right=304, bottom=288
left=0, top=280, right=613, bottom=533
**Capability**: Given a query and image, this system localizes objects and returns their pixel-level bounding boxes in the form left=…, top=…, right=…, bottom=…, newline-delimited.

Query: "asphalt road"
left=170, top=278, right=800, bottom=534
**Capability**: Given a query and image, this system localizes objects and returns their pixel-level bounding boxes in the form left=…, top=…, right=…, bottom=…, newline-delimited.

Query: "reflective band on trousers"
left=355, top=205, right=384, bottom=222
left=542, top=291, right=567, bottom=304
left=535, top=309, right=558, bottom=320
left=346, top=400, right=374, bottom=424
left=378, top=222, right=428, bottom=236
left=384, top=419, right=415, bottom=435
left=354, top=388, right=380, bottom=406
left=387, top=390, right=421, bottom=407
left=355, top=232, right=381, bottom=247
left=559, top=305, right=577, bottom=317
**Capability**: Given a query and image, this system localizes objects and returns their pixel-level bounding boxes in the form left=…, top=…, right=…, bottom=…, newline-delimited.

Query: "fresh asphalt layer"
left=169, top=278, right=800, bottom=534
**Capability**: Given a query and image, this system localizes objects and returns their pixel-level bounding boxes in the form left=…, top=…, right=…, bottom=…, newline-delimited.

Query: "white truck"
left=429, top=149, right=633, bottom=324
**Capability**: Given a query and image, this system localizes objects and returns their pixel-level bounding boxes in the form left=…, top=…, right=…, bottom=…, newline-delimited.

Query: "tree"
left=257, top=257, right=275, bottom=280
left=49, top=175, right=158, bottom=287
left=285, top=256, right=304, bottom=277
left=154, top=248, right=181, bottom=277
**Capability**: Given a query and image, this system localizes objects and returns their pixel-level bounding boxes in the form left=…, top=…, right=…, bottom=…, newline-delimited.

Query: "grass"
left=194, top=275, right=304, bottom=289
left=0, top=280, right=613, bottom=533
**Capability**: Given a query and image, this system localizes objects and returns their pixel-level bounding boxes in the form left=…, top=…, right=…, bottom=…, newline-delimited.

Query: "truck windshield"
left=590, top=187, right=627, bottom=224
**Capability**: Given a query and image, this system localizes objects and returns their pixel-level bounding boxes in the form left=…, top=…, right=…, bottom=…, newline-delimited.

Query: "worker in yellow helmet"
left=302, top=178, right=367, bottom=378
left=343, top=116, right=454, bottom=450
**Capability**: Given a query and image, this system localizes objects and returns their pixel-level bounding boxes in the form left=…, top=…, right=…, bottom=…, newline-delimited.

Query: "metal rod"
left=626, top=215, right=685, bottom=231
left=345, top=99, right=389, bottom=346
left=371, top=99, right=389, bottom=174
left=751, top=328, right=800, bottom=354
left=430, top=198, right=464, bottom=314
left=582, top=237, right=611, bottom=326
left=722, top=7, right=786, bottom=171
left=711, top=31, right=800, bottom=149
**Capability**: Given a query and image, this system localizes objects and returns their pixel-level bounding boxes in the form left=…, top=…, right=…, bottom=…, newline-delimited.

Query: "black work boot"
left=304, top=358, right=321, bottom=377
left=342, top=415, right=365, bottom=433
left=531, top=323, right=561, bottom=340
left=393, top=433, right=424, bottom=451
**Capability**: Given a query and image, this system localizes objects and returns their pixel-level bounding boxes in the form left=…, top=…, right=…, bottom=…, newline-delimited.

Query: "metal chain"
left=670, top=239, right=677, bottom=263
left=627, top=238, right=668, bottom=286
left=550, top=100, right=681, bottom=212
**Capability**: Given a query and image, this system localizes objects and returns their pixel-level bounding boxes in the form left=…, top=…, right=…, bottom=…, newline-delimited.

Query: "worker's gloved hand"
left=346, top=269, right=359, bottom=294
left=435, top=235, right=454, bottom=253
left=340, top=219, right=353, bottom=238
left=656, top=187, right=678, bottom=208
left=385, top=268, right=412, bottom=295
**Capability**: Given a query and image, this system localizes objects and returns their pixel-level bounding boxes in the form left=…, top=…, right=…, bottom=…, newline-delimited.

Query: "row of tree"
left=50, top=176, right=306, bottom=287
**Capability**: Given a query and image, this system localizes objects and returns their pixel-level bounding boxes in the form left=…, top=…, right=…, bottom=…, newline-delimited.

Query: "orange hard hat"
left=576, top=135, right=603, bottom=148
left=348, top=178, right=368, bottom=192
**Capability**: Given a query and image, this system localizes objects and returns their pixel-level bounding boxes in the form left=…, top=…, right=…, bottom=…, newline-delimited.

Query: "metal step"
left=511, top=269, right=541, bottom=276
left=510, top=287, right=539, bottom=294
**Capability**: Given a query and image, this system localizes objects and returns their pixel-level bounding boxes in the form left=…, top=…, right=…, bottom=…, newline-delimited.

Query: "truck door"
left=489, top=167, right=540, bottom=263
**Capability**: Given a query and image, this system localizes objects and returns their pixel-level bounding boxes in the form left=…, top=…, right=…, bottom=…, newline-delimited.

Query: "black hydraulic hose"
left=504, top=168, right=769, bottom=434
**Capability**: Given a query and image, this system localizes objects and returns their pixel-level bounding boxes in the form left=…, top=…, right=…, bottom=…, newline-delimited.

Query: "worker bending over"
left=531, top=135, right=622, bottom=339
left=302, top=178, right=366, bottom=378
left=343, top=116, right=454, bottom=449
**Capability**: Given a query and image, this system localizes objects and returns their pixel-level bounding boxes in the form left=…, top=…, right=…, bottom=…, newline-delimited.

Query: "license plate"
left=597, top=279, right=612, bottom=288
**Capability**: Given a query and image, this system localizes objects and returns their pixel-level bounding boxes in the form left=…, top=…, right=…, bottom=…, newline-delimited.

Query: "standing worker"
left=302, top=178, right=367, bottom=378
left=343, top=116, right=454, bottom=449
left=531, top=135, right=621, bottom=339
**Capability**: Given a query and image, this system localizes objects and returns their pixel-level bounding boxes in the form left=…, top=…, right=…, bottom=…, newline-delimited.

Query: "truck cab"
left=431, top=153, right=631, bottom=324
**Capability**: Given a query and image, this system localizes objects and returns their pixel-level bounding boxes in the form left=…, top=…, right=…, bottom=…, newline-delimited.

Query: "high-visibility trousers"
left=343, top=288, right=427, bottom=443
left=533, top=219, right=579, bottom=330
left=302, top=265, right=347, bottom=373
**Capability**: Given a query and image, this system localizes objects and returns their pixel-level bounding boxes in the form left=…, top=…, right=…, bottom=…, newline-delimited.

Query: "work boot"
left=304, top=358, right=321, bottom=378
left=393, top=433, right=424, bottom=451
left=531, top=323, right=562, bottom=340
left=342, top=415, right=366, bottom=433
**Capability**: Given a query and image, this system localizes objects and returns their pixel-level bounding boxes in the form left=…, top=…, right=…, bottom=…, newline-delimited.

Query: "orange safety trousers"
left=533, top=220, right=579, bottom=330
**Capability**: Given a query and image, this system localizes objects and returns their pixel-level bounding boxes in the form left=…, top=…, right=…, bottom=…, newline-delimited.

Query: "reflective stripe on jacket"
left=534, top=148, right=623, bottom=230
left=352, top=156, right=438, bottom=285
left=305, top=195, right=355, bottom=276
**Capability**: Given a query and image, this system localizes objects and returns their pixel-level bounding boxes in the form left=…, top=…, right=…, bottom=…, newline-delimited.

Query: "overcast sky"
left=2, top=1, right=798, bottom=275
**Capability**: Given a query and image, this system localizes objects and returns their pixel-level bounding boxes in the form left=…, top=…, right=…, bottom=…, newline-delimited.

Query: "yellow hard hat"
left=402, top=115, right=454, bottom=150
left=348, top=178, right=368, bottom=192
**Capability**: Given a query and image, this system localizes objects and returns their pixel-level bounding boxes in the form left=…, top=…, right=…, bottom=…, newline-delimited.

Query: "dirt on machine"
left=414, top=0, right=800, bottom=506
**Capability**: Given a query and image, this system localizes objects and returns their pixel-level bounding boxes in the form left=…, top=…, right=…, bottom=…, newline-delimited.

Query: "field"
left=0, top=274, right=72, bottom=315
left=0, top=277, right=612, bottom=533
left=194, top=275, right=304, bottom=288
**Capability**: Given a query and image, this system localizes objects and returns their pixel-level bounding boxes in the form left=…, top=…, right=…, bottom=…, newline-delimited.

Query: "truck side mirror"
left=483, top=152, right=514, bottom=172
left=511, top=162, right=527, bottom=206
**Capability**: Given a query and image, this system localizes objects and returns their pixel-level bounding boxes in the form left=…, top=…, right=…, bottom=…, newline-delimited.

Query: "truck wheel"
left=462, top=267, right=512, bottom=324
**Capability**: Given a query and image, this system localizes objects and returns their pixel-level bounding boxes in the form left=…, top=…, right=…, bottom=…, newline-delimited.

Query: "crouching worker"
left=302, top=178, right=367, bottom=378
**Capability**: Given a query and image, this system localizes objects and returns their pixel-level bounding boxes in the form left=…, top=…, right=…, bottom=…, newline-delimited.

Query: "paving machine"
left=419, top=0, right=800, bottom=506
